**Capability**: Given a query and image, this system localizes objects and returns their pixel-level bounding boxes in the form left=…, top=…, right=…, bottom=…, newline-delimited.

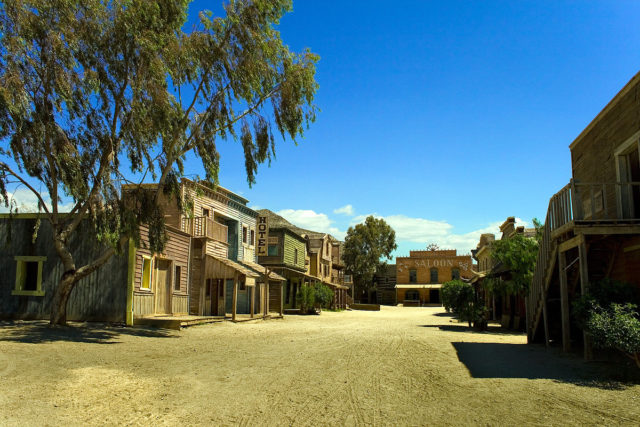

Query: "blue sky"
left=5, top=1, right=640, bottom=260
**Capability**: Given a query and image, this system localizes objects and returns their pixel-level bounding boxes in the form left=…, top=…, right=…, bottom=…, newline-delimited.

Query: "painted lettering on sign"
left=257, top=215, right=269, bottom=256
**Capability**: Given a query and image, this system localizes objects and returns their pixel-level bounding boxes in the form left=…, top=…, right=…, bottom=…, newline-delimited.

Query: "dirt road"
left=1, top=306, right=639, bottom=426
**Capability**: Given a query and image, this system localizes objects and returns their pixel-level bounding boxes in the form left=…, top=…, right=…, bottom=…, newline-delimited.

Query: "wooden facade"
left=0, top=215, right=129, bottom=322
left=527, top=71, right=640, bottom=357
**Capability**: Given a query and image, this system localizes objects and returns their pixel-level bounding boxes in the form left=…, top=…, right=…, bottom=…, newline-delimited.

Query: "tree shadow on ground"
left=419, top=324, right=523, bottom=336
left=432, top=312, right=455, bottom=317
left=452, top=341, right=639, bottom=389
left=0, top=321, right=177, bottom=344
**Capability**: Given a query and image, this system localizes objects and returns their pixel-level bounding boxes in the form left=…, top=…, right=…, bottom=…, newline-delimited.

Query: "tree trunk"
left=49, top=273, right=77, bottom=325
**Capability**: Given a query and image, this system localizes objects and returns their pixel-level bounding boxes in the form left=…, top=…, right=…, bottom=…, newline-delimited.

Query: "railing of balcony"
left=181, top=216, right=228, bottom=243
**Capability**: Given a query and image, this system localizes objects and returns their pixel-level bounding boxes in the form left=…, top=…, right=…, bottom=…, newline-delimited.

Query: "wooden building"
left=471, top=218, right=535, bottom=328
left=256, top=209, right=348, bottom=310
left=1, top=214, right=190, bottom=324
left=527, top=71, right=640, bottom=357
left=396, top=249, right=473, bottom=306
left=370, top=264, right=397, bottom=305
left=159, top=179, right=285, bottom=320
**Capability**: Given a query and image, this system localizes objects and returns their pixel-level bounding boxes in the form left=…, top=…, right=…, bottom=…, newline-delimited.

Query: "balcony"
left=331, top=256, right=344, bottom=268
left=182, top=216, right=228, bottom=243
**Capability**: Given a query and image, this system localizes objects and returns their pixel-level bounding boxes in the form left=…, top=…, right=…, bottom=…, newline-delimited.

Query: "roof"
left=256, top=209, right=339, bottom=241
left=207, top=255, right=261, bottom=279
left=396, top=284, right=443, bottom=289
left=239, top=260, right=286, bottom=282
left=570, top=70, right=640, bottom=150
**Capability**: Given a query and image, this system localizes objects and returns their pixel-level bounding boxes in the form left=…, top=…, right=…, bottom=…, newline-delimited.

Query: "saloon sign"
left=257, top=215, right=269, bottom=256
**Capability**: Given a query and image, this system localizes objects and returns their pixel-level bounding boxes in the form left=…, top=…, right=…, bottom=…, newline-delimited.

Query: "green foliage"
left=441, top=279, right=485, bottom=327
left=573, top=279, right=640, bottom=368
left=587, top=303, right=640, bottom=368
left=296, top=284, right=315, bottom=314
left=313, top=282, right=334, bottom=309
left=343, top=216, right=397, bottom=291
left=573, top=278, right=640, bottom=328
left=487, top=233, right=538, bottom=295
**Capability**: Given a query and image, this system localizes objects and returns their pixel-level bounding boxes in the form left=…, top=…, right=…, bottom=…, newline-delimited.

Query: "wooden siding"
left=205, top=239, right=228, bottom=258
left=133, top=292, right=154, bottom=317
left=133, top=224, right=190, bottom=294
left=0, top=218, right=129, bottom=322
left=571, top=77, right=640, bottom=213
left=268, top=282, right=282, bottom=313
left=172, top=294, right=189, bottom=315
left=283, top=232, right=306, bottom=270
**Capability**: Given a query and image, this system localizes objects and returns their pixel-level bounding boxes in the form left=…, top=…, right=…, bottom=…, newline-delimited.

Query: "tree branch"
left=0, top=162, right=52, bottom=218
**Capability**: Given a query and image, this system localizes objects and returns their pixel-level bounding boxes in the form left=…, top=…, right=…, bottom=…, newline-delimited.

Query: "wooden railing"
left=526, top=179, right=640, bottom=340
left=181, top=216, right=228, bottom=243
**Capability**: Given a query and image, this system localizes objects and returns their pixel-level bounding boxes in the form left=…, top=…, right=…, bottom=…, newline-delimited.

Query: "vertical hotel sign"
left=257, top=215, right=269, bottom=256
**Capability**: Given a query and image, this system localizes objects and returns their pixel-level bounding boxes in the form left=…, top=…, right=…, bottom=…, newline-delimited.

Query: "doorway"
left=617, top=142, right=640, bottom=218
left=154, top=259, right=172, bottom=315
left=429, top=289, right=440, bottom=304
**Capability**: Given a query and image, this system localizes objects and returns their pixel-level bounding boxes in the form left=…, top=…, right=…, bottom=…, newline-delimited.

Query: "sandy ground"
left=1, top=306, right=639, bottom=426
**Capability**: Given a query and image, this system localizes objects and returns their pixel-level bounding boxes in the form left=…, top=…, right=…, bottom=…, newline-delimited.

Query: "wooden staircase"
left=526, top=182, right=573, bottom=342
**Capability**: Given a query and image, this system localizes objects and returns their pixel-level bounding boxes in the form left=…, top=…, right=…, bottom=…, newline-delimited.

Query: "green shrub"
left=441, top=280, right=486, bottom=328
left=296, top=285, right=315, bottom=313
left=313, top=283, right=334, bottom=309
left=587, top=303, right=640, bottom=369
left=573, top=279, right=640, bottom=369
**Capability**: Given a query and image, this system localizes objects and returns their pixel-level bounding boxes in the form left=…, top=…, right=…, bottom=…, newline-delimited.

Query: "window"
left=242, top=226, right=248, bottom=244
left=294, top=248, right=298, bottom=265
left=202, top=208, right=210, bottom=217
left=451, top=268, right=460, bottom=280
left=430, top=268, right=438, bottom=283
left=268, top=244, right=279, bottom=256
left=12, top=256, right=46, bottom=296
left=174, top=265, right=181, bottom=291
left=240, top=281, right=246, bottom=291
left=140, top=256, right=152, bottom=290
left=250, top=229, right=255, bottom=246
left=409, top=269, right=417, bottom=283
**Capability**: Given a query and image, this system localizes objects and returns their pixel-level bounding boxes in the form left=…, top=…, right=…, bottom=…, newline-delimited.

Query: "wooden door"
left=155, top=259, right=172, bottom=315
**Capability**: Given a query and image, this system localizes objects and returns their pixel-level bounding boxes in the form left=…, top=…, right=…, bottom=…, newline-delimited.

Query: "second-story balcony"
left=331, top=256, right=344, bottom=268
left=182, top=216, right=228, bottom=244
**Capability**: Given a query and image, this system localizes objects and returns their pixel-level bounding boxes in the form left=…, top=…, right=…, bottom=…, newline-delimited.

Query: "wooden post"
left=578, top=239, right=593, bottom=361
left=232, top=272, right=238, bottom=322
left=558, top=251, right=571, bottom=352
left=542, top=300, right=550, bottom=348
left=264, top=267, right=270, bottom=317
left=250, top=284, right=255, bottom=319
left=280, top=282, right=284, bottom=316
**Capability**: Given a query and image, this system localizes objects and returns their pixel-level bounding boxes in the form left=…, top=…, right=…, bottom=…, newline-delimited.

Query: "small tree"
left=486, top=233, right=538, bottom=296
left=296, top=284, right=315, bottom=314
left=313, top=282, right=334, bottom=310
left=441, top=279, right=484, bottom=328
left=343, top=216, right=396, bottom=298
left=587, top=303, right=640, bottom=369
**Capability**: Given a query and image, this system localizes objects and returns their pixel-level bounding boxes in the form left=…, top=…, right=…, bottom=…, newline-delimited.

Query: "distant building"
left=395, top=249, right=473, bottom=306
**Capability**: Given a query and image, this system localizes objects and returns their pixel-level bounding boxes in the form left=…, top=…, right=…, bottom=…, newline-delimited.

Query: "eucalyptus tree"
left=343, top=216, right=397, bottom=297
left=0, top=0, right=318, bottom=325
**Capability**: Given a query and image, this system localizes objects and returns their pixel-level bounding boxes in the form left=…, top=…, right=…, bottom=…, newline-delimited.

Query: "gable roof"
left=256, top=209, right=339, bottom=241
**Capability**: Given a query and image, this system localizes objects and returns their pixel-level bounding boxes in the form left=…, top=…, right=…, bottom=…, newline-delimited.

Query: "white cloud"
left=333, top=204, right=354, bottom=216
left=350, top=214, right=530, bottom=254
left=0, top=187, right=74, bottom=213
left=277, top=209, right=346, bottom=240
left=249, top=205, right=262, bottom=211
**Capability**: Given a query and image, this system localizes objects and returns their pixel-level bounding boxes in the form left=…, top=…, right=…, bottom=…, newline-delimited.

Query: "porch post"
left=232, top=271, right=238, bottom=322
left=578, top=238, right=593, bottom=360
left=250, top=285, right=255, bottom=319
left=558, top=251, right=571, bottom=352
left=280, top=282, right=284, bottom=316
left=542, top=300, right=550, bottom=348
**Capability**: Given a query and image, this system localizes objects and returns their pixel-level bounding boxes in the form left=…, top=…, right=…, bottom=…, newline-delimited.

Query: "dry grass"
left=1, top=306, right=639, bottom=426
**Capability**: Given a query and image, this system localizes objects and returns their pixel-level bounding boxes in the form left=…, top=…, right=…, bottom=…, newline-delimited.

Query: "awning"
left=395, top=284, right=443, bottom=289
left=238, top=260, right=286, bottom=282
left=205, top=255, right=261, bottom=279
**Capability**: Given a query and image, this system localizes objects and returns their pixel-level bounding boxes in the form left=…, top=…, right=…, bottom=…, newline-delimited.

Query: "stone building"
left=396, top=249, right=473, bottom=306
